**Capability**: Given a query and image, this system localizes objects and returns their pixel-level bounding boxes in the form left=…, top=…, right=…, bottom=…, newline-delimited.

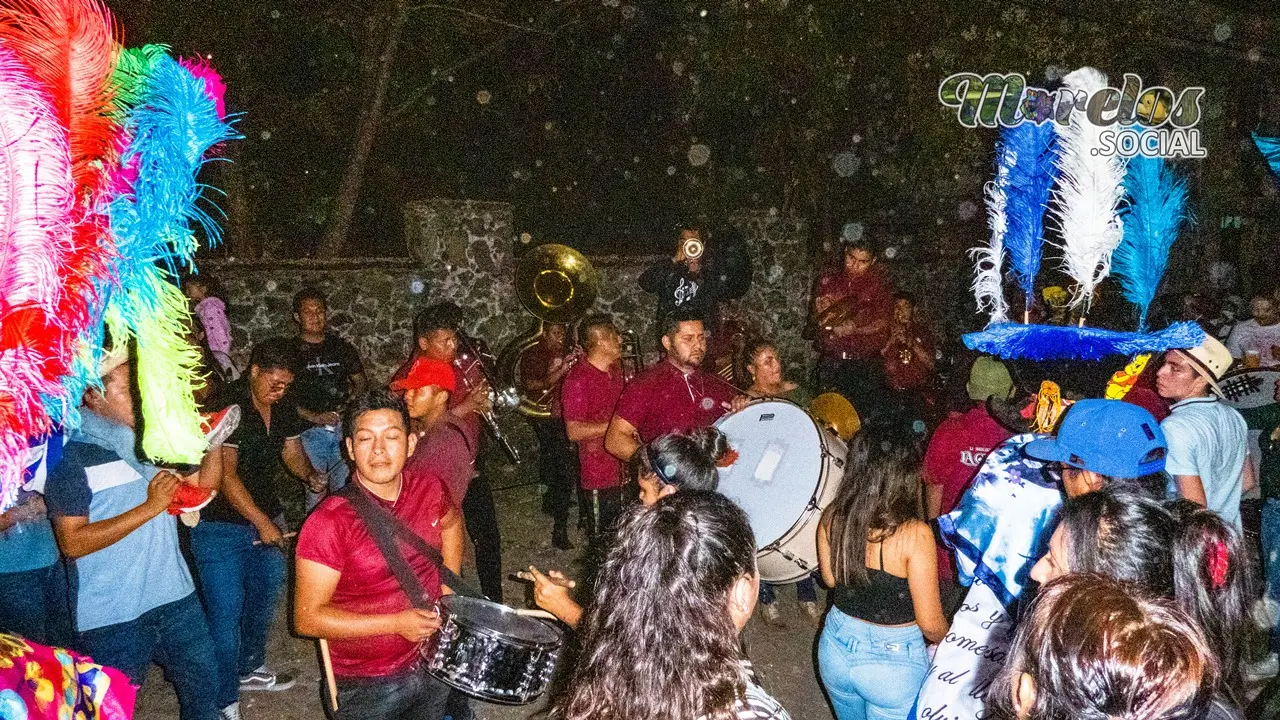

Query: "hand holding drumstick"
left=516, top=566, right=582, bottom=628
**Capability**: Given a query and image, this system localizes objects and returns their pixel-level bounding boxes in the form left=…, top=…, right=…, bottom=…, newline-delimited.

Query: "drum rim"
left=437, top=595, right=565, bottom=649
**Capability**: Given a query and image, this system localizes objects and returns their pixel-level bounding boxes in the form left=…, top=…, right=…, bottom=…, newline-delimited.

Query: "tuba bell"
left=497, top=243, right=601, bottom=418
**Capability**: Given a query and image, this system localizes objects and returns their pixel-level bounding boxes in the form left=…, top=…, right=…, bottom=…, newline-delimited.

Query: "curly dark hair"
left=550, top=490, right=758, bottom=720
left=825, top=426, right=922, bottom=586
left=988, top=574, right=1218, bottom=720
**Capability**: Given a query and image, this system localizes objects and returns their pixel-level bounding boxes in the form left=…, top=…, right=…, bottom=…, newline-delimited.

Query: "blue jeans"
left=302, top=425, right=350, bottom=510
left=77, top=593, right=219, bottom=720
left=1263, top=500, right=1280, bottom=649
left=335, top=664, right=454, bottom=720
left=190, top=520, right=287, bottom=710
left=818, top=609, right=928, bottom=720
left=0, top=560, right=72, bottom=647
left=760, top=574, right=819, bottom=604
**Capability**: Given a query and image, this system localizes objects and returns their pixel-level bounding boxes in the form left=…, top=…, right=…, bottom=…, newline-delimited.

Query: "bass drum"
left=715, top=400, right=848, bottom=583
left=422, top=595, right=564, bottom=705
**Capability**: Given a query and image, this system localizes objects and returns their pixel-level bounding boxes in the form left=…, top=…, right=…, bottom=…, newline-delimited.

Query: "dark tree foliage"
left=111, top=0, right=1279, bottom=259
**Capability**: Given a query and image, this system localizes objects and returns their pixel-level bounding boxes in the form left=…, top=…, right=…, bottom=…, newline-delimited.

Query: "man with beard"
left=605, top=310, right=748, bottom=463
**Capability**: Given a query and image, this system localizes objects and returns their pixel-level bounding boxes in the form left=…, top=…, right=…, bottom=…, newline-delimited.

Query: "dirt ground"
left=134, top=460, right=838, bottom=720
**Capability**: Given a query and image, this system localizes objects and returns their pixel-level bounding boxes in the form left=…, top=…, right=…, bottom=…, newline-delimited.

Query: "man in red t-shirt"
left=605, top=313, right=746, bottom=463
left=393, top=306, right=504, bottom=603
left=561, top=316, right=627, bottom=548
left=294, top=390, right=463, bottom=720
left=810, top=234, right=894, bottom=423
left=922, top=356, right=1015, bottom=582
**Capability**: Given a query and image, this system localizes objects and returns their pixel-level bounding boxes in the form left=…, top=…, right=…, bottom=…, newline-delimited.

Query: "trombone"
left=454, top=332, right=523, bottom=464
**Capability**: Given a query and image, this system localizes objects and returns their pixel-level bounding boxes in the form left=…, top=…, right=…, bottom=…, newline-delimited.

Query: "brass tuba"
left=497, top=243, right=600, bottom=418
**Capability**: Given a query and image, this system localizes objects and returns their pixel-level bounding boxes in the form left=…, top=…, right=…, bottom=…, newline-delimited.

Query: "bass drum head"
left=715, top=400, right=824, bottom=549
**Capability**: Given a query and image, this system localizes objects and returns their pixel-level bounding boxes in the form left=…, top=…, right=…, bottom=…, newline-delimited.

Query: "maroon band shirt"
left=295, top=471, right=450, bottom=678
left=813, top=264, right=893, bottom=360
left=614, top=360, right=735, bottom=444
left=405, top=416, right=477, bottom=505
left=561, top=360, right=625, bottom=490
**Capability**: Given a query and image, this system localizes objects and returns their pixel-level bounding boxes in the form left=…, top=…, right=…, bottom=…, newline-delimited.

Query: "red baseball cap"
left=390, top=357, right=457, bottom=393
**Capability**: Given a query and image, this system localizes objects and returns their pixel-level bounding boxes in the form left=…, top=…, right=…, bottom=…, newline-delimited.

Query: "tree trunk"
left=316, top=0, right=410, bottom=258
left=221, top=149, right=259, bottom=258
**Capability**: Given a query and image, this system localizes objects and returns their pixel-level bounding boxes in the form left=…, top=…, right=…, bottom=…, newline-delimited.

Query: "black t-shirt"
left=203, top=378, right=309, bottom=525
left=638, top=239, right=752, bottom=326
left=291, top=334, right=364, bottom=413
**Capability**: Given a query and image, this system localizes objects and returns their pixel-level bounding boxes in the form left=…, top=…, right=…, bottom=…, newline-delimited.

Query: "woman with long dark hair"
left=816, top=426, right=949, bottom=720
left=988, top=574, right=1218, bottom=720
left=550, top=490, right=790, bottom=720
left=1030, top=487, right=1255, bottom=712
left=528, top=426, right=728, bottom=627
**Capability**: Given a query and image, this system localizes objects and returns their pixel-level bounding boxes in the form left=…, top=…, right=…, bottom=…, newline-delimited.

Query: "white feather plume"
left=1050, top=66, right=1128, bottom=312
left=971, top=168, right=1010, bottom=324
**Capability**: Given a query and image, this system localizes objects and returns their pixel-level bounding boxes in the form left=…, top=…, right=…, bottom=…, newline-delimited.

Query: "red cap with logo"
left=390, top=357, right=457, bottom=393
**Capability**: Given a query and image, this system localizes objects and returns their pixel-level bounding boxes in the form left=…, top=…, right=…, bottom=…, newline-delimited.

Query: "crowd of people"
left=2, top=227, right=1280, bottom=720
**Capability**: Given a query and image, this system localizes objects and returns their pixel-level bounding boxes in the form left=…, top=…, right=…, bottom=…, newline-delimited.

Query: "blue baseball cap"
left=1023, top=399, right=1167, bottom=478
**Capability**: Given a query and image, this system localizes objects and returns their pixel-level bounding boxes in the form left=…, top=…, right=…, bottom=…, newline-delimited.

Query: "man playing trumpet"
left=639, top=226, right=752, bottom=330
left=810, top=232, right=893, bottom=424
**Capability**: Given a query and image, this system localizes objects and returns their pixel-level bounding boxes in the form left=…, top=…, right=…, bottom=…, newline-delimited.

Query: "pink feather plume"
left=179, top=56, right=227, bottom=120
left=0, top=47, right=76, bottom=508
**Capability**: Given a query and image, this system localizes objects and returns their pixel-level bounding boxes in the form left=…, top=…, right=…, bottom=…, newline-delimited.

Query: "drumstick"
left=514, top=608, right=559, bottom=621
left=319, top=638, right=339, bottom=713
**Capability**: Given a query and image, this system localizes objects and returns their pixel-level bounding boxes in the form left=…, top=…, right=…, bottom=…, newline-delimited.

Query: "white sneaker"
left=220, top=702, right=241, bottom=720
left=799, top=601, right=823, bottom=625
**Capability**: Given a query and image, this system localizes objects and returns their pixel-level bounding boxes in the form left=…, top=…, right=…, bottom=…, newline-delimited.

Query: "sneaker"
left=202, top=405, right=241, bottom=447
left=239, top=666, right=296, bottom=692
left=799, top=601, right=823, bottom=625
left=1248, top=652, right=1280, bottom=681
left=760, top=603, right=785, bottom=628
left=220, top=702, right=241, bottom=720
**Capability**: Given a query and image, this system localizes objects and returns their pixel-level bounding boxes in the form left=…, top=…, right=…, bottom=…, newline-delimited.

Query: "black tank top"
left=832, top=541, right=916, bottom=625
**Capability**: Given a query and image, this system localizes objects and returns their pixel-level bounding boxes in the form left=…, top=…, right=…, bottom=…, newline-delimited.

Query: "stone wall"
left=207, top=201, right=818, bottom=386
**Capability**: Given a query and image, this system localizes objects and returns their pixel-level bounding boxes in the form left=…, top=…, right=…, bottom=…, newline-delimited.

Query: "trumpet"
left=455, top=335, right=522, bottom=464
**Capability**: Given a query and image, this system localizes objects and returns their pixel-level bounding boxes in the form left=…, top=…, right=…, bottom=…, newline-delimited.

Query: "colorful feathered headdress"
left=964, top=66, right=1203, bottom=361
left=0, top=0, right=238, bottom=510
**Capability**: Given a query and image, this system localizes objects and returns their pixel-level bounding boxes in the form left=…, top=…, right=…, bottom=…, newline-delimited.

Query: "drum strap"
left=338, top=483, right=485, bottom=604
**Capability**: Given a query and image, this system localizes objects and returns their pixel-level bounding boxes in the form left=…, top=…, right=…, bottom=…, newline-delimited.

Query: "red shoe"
left=201, top=405, right=241, bottom=447
left=169, top=482, right=216, bottom=515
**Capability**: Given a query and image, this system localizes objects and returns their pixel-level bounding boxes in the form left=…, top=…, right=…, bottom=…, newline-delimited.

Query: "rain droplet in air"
left=688, top=144, right=711, bottom=167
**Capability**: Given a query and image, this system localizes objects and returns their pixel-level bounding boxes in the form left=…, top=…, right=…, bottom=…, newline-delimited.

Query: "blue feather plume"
left=1114, top=152, right=1187, bottom=332
left=1257, top=131, right=1280, bottom=180
left=1000, top=120, right=1059, bottom=313
left=962, top=321, right=1204, bottom=361
left=104, top=54, right=240, bottom=462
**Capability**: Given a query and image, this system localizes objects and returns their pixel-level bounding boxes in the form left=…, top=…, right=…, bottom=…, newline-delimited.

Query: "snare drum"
left=422, top=595, right=564, bottom=705
left=715, top=400, right=847, bottom=583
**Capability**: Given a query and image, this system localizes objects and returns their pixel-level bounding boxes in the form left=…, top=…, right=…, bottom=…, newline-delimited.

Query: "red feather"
left=0, top=0, right=120, bottom=195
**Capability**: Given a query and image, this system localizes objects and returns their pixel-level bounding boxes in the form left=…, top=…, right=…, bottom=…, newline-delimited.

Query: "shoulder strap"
left=338, top=483, right=483, bottom=603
